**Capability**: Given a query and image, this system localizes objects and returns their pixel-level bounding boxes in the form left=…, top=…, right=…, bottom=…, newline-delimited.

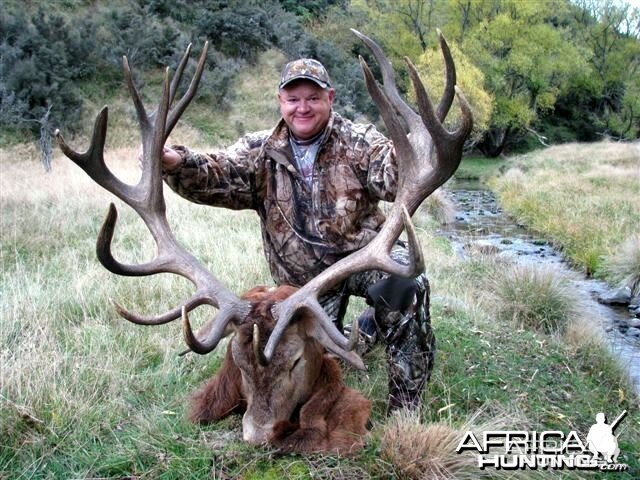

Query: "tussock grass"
left=380, top=406, right=545, bottom=480
left=603, top=233, right=640, bottom=294
left=486, top=264, right=585, bottom=335
left=416, top=190, right=457, bottom=226
left=490, top=141, right=640, bottom=278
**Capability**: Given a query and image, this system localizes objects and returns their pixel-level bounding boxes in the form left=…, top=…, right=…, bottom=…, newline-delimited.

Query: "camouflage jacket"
left=164, top=112, right=398, bottom=287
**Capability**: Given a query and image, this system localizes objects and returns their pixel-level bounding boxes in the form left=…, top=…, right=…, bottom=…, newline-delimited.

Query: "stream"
left=438, top=180, right=640, bottom=394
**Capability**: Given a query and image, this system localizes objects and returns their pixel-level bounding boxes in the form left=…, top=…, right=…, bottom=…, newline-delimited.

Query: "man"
left=161, top=58, right=434, bottom=411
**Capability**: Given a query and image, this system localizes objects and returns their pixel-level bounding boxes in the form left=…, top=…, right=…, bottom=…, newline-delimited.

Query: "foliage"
left=336, top=0, right=640, bottom=155
left=0, top=8, right=88, bottom=138
left=279, top=0, right=347, bottom=20
left=1, top=0, right=381, bottom=146
left=459, top=1, right=590, bottom=155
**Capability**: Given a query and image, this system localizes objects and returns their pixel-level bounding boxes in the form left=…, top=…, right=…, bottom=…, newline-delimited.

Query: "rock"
left=598, top=285, right=632, bottom=306
left=626, top=327, right=640, bottom=337
left=629, top=295, right=640, bottom=308
left=630, top=305, right=640, bottom=318
left=627, top=318, right=640, bottom=329
left=500, top=239, right=513, bottom=245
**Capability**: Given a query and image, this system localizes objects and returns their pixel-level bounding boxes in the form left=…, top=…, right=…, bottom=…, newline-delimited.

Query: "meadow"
left=491, top=142, right=640, bottom=281
left=1, top=134, right=639, bottom=478
left=1, top=53, right=639, bottom=479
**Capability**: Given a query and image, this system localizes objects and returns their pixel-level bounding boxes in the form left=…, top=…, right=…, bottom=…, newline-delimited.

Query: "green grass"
left=490, top=142, right=640, bottom=279
left=2, top=150, right=638, bottom=479
left=454, top=155, right=505, bottom=182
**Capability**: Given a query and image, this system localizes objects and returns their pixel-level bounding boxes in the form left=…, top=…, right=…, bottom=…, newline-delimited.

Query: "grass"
left=603, top=233, right=640, bottom=295
left=487, top=263, right=585, bottom=335
left=1, top=53, right=639, bottom=477
left=2, top=149, right=638, bottom=479
left=489, top=141, right=640, bottom=279
left=454, top=155, right=505, bottom=182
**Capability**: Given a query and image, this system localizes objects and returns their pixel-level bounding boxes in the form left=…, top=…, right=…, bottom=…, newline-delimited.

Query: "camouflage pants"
left=319, top=243, right=435, bottom=411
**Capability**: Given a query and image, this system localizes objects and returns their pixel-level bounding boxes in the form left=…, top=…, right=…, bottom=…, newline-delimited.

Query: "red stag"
left=55, top=30, right=471, bottom=455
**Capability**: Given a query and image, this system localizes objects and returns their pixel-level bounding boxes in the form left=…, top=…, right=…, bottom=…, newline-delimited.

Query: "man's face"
left=278, top=80, right=335, bottom=140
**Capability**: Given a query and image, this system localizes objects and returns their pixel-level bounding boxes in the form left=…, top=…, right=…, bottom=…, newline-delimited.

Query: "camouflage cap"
left=279, top=58, right=332, bottom=90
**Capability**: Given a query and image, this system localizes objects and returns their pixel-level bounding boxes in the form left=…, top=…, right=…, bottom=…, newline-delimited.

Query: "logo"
left=456, top=410, right=629, bottom=471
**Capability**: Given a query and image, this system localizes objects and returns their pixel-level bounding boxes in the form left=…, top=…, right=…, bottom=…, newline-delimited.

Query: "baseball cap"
left=279, top=58, right=332, bottom=90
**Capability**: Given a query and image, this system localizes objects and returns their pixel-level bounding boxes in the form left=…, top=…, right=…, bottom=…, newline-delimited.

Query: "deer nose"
left=242, top=414, right=273, bottom=444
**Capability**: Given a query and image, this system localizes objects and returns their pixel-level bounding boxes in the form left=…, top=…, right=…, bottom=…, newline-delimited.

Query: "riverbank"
left=489, top=141, right=639, bottom=283
left=440, top=178, right=640, bottom=392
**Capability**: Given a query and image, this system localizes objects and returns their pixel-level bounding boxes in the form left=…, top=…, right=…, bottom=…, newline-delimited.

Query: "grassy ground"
left=455, top=155, right=505, bottom=181
left=1, top=52, right=639, bottom=477
left=1, top=141, right=639, bottom=478
left=489, top=142, right=640, bottom=280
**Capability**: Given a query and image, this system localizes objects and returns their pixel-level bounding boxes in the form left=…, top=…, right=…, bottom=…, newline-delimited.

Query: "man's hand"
left=161, top=146, right=182, bottom=172
left=138, top=146, right=182, bottom=173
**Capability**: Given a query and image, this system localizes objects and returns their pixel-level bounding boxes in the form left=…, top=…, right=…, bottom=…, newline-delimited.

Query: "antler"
left=262, top=30, right=473, bottom=362
left=55, top=43, right=251, bottom=353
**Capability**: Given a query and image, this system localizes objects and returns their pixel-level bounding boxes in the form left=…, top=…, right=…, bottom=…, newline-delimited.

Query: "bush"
left=194, top=5, right=276, bottom=63
left=0, top=9, right=88, bottom=136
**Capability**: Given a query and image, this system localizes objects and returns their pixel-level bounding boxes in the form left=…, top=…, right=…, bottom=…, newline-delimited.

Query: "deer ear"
left=303, top=317, right=366, bottom=371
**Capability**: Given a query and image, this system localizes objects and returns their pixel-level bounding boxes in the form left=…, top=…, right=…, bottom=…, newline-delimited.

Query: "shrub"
left=0, top=9, right=88, bottom=136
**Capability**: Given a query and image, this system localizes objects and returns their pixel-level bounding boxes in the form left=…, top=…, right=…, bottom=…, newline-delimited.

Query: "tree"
left=460, top=0, right=589, bottom=155
left=568, top=0, right=640, bottom=139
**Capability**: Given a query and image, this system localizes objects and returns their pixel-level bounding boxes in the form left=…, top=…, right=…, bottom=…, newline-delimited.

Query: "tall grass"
left=2, top=121, right=639, bottom=477
left=603, top=233, right=640, bottom=294
left=487, top=264, right=584, bottom=335
left=490, top=141, right=640, bottom=278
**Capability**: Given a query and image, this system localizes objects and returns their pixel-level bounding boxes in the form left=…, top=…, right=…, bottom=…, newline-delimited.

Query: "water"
left=438, top=180, right=640, bottom=393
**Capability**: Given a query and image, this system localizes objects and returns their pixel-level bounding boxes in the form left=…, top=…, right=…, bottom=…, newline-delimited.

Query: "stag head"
left=231, top=286, right=325, bottom=444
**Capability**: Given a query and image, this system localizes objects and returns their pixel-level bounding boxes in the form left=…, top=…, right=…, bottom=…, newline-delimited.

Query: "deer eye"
left=289, top=354, right=303, bottom=373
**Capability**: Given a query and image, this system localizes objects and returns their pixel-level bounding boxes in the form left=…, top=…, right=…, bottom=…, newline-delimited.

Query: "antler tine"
left=55, top=109, right=137, bottom=202
left=405, top=61, right=473, bottom=196
left=182, top=303, right=238, bottom=354
left=358, top=57, right=416, bottom=168
left=168, top=43, right=192, bottom=107
left=436, top=29, right=456, bottom=122
left=351, top=29, right=421, bottom=131
left=123, top=56, right=151, bottom=137
left=165, top=41, right=209, bottom=140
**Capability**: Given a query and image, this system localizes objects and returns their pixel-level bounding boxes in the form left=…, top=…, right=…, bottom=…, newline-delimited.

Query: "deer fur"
left=187, top=285, right=371, bottom=455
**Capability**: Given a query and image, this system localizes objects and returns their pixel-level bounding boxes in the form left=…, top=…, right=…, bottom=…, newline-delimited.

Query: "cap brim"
left=279, top=75, right=331, bottom=90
